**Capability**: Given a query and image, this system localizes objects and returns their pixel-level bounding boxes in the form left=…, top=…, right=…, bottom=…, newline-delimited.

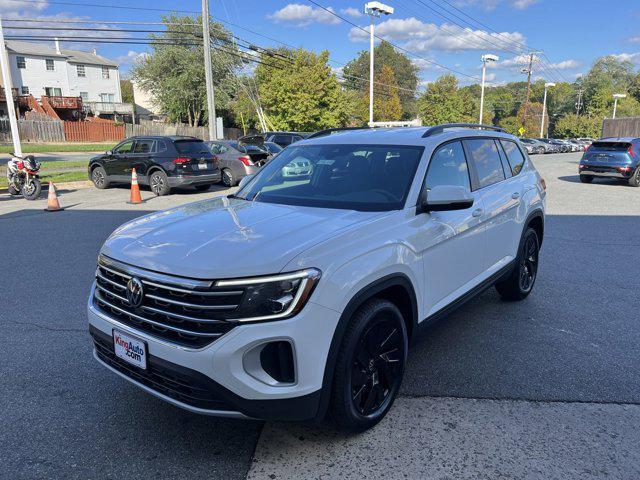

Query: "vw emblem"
left=126, top=277, right=144, bottom=307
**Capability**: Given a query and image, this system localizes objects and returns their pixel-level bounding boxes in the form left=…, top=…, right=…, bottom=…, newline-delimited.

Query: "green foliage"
left=417, top=74, right=475, bottom=125
left=364, top=64, right=402, bottom=122
left=255, top=48, right=349, bottom=131
left=132, top=15, right=240, bottom=126
left=120, top=80, right=134, bottom=104
left=552, top=114, right=601, bottom=138
left=497, top=116, right=521, bottom=136
left=342, top=41, right=418, bottom=119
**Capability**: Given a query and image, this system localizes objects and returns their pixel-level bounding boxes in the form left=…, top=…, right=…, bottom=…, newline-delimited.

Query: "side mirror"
left=238, top=174, right=254, bottom=190
left=419, top=185, right=474, bottom=213
left=106, top=150, right=113, bottom=155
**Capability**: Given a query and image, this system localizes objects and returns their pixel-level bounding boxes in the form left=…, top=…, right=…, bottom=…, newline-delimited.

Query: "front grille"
left=93, top=256, right=242, bottom=348
left=91, top=328, right=231, bottom=411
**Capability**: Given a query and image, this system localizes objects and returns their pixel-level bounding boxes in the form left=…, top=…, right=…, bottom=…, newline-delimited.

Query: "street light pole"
left=202, top=0, right=217, bottom=140
left=540, top=82, right=555, bottom=138
left=479, top=54, right=498, bottom=125
left=364, top=2, right=393, bottom=126
left=612, top=93, right=626, bottom=119
left=0, top=17, right=22, bottom=156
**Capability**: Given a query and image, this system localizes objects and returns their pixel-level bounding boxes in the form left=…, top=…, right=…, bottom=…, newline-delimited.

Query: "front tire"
left=580, top=175, right=593, bottom=183
left=495, top=227, right=540, bottom=301
left=221, top=168, right=237, bottom=187
left=329, top=298, right=408, bottom=432
left=628, top=168, right=640, bottom=187
left=91, top=166, right=110, bottom=189
left=149, top=170, right=171, bottom=196
left=22, top=178, right=41, bottom=200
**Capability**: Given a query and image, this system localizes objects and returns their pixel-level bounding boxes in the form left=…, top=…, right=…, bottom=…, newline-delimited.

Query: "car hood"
left=101, top=196, right=384, bottom=279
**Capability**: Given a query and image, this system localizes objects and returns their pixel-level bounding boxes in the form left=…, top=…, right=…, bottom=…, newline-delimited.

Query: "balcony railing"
left=86, top=101, right=134, bottom=114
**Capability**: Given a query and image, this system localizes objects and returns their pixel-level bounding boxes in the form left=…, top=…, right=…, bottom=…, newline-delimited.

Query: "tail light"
left=172, top=157, right=190, bottom=165
left=238, top=156, right=253, bottom=166
left=584, top=145, right=591, bottom=152
left=627, top=145, right=636, bottom=158
left=618, top=166, right=632, bottom=172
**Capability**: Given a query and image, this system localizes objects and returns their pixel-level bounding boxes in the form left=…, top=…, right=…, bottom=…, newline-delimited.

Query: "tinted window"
left=425, top=141, right=470, bottom=191
left=500, top=140, right=525, bottom=175
left=114, top=140, right=134, bottom=154
left=466, top=139, right=505, bottom=188
left=236, top=144, right=423, bottom=211
left=134, top=139, right=154, bottom=154
left=156, top=140, right=168, bottom=153
left=208, top=142, right=223, bottom=154
left=174, top=140, right=210, bottom=154
left=273, top=135, right=291, bottom=145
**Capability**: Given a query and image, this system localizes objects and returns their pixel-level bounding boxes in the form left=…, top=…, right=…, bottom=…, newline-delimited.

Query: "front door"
left=417, top=140, right=486, bottom=317
left=108, top=139, right=135, bottom=180
left=129, top=138, right=155, bottom=180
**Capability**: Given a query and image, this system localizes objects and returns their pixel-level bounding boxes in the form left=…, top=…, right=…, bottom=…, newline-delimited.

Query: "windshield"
left=174, top=140, right=210, bottom=154
left=235, top=144, right=423, bottom=211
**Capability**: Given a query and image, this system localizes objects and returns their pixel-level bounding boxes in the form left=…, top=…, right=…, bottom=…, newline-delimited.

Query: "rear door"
left=129, top=138, right=155, bottom=179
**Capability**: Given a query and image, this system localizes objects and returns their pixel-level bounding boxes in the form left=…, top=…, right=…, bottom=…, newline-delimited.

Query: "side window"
left=219, top=144, right=229, bottom=154
left=208, top=143, right=221, bottom=155
left=274, top=135, right=289, bottom=145
left=133, top=139, right=154, bottom=154
left=424, top=141, right=470, bottom=191
left=114, top=140, right=134, bottom=154
left=156, top=140, right=168, bottom=153
left=500, top=140, right=526, bottom=176
left=465, top=138, right=506, bottom=188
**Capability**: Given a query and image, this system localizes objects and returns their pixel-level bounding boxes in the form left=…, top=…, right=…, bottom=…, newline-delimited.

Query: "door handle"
left=472, top=208, right=483, bottom=218
left=511, top=192, right=520, bottom=199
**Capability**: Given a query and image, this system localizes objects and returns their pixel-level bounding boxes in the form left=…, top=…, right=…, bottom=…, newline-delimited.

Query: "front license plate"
left=113, top=330, right=147, bottom=370
left=198, top=163, right=208, bottom=170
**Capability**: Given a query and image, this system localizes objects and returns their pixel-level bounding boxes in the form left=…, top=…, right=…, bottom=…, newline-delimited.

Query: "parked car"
left=555, top=139, right=577, bottom=152
left=520, top=138, right=546, bottom=155
left=88, top=136, right=221, bottom=196
left=206, top=140, right=270, bottom=187
left=263, top=141, right=283, bottom=157
left=579, top=137, right=640, bottom=186
left=535, top=138, right=562, bottom=153
left=88, top=123, right=546, bottom=431
left=263, top=131, right=309, bottom=148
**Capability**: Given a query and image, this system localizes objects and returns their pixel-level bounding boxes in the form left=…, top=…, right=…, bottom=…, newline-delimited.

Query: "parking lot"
left=2, top=152, right=640, bottom=479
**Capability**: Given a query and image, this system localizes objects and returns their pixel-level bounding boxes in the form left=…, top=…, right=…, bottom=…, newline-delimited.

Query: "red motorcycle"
left=6, top=154, right=41, bottom=200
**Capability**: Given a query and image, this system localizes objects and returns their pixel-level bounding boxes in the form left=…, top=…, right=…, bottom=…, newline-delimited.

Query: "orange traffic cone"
left=127, top=168, right=142, bottom=204
left=44, top=182, right=62, bottom=212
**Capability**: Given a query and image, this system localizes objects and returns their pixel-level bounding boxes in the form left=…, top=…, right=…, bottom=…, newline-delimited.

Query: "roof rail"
left=306, top=126, right=369, bottom=139
left=422, top=123, right=505, bottom=138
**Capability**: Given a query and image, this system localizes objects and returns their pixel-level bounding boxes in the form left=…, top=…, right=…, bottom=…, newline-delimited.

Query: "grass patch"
left=0, top=170, right=88, bottom=189
left=0, top=142, right=115, bottom=154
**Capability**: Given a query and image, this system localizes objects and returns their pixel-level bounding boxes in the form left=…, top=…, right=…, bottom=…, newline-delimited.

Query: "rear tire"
left=222, top=168, right=237, bottom=187
left=149, top=170, right=171, bottom=196
left=329, top=298, right=407, bottom=432
left=628, top=168, right=640, bottom=187
left=495, top=227, right=540, bottom=301
left=194, top=184, right=211, bottom=192
left=580, top=175, right=593, bottom=183
left=7, top=183, right=20, bottom=195
left=91, top=166, right=110, bottom=189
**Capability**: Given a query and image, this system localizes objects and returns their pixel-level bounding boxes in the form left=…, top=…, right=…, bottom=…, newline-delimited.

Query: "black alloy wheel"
left=518, top=233, right=538, bottom=293
left=150, top=170, right=170, bottom=196
left=330, top=298, right=408, bottom=431
left=495, top=227, right=540, bottom=301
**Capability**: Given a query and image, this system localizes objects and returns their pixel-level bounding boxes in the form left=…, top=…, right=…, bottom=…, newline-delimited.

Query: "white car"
left=88, top=123, right=546, bottom=431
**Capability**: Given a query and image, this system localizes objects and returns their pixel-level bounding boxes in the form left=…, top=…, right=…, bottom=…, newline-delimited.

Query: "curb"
left=0, top=179, right=93, bottom=194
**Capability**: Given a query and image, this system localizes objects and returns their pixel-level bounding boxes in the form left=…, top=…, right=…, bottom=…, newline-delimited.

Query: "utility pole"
left=0, top=17, right=22, bottom=156
left=540, top=82, right=555, bottom=138
left=479, top=54, right=498, bottom=125
left=612, top=93, right=626, bottom=119
left=520, top=51, right=542, bottom=130
left=364, top=2, right=393, bottom=126
left=202, top=0, right=217, bottom=140
left=575, top=89, right=583, bottom=115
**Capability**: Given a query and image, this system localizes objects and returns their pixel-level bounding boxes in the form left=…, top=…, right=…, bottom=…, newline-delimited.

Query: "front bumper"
left=87, top=284, right=340, bottom=420
left=168, top=173, right=222, bottom=187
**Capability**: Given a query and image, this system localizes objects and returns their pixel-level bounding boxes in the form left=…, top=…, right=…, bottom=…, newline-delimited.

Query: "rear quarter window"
left=465, top=138, right=506, bottom=188
left=173, top=140, right=210, bottom=154
left=500, top=140, right=526, bottom=175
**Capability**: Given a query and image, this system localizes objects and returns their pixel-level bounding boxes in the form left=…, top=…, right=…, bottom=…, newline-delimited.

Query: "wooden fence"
left=63, top=121, right=125, bottom=142
left=126, top=122, right=250, bottom=140
left=601, top=117, right=640, bottom=138
left=0, top=119, right=65, bottom=142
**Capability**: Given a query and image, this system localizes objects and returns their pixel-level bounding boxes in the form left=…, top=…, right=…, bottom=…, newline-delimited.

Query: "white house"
left=2, top=40, right=127, bottom=115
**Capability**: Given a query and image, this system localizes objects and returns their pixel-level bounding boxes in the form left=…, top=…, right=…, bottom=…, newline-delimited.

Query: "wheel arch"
left=314, top=273, right=418, bottom=421
left=525, top=209, right=544, bottom=248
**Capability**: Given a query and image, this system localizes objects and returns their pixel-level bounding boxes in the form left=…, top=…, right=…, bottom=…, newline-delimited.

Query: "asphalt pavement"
left=1, top=152, right=639, bottom=480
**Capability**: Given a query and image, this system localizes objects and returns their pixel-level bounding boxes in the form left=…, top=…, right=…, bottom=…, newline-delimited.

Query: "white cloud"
left=268, top=3, right=340, bottom=27
left=547, top=59, right=580, bottom=70
left=0, top=0, right=48, bottom=11
left=631, top=37, right=640, bottom=44
left=115, top=50, right=148, bottom=65
left=341, top=7, right=362, bottom=18
left=349, top=17, right=526, bottom=53
left=612, top=52, right=640, bottom=65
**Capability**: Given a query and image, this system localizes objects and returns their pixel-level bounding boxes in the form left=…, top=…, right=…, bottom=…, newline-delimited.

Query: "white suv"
left=88, top=124, right=546, bottom=431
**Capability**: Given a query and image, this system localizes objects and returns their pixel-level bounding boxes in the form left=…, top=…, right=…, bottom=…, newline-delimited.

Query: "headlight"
left=215, top=268, right=321, bottom=322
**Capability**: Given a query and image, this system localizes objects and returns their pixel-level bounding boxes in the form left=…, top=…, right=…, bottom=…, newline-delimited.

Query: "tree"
left=120, top=79, right=134, bottom=104
left=343, top=41, right=418, bottom=118
left=254, top=48, right=349, bottom=131
left=363, top=65, right=402, bottom=122
left=552, top=114, right=601, bottom=138
left=132, top=15, right=240, bottom=126
left=417, top=74, right=475, bottom=125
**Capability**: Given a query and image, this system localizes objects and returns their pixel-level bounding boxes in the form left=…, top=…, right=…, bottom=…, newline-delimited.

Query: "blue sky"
left=3, top=0, right=640, bottom=91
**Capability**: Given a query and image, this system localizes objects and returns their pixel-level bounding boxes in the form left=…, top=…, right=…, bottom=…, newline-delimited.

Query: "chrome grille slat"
left=145, top=293, right=238, bottom=311
left=94, top=256, right=241, bottom=347
left=95, top=290, right=222, bottom=338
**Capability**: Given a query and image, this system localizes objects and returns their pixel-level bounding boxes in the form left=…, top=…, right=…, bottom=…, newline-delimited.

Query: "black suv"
left=263, top=131, right=308, bottom=148
left=88, top=136, right=221, bottom=196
